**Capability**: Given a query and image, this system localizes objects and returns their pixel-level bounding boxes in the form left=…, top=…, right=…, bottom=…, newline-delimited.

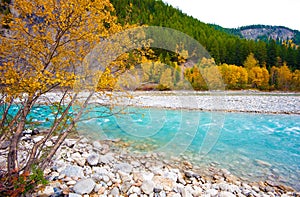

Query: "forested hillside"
left=111, top=0, right=300, bottom=71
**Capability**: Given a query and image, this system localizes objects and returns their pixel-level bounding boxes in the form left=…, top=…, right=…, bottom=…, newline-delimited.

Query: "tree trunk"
left=7, top=99, right=32, bottom=175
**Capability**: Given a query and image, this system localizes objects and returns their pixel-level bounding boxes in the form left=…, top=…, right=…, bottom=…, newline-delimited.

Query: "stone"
left=60, top=165, right=84, bottom=178
left=110, top=187, right=120, bottom=196
left=217, top=183, right=240, bottom=193
left=184, top=171, right=193, bottom=178
left=219, top=191, right=236, bottom=197
left=129, top=194, right=138, bottom=197
left=23, top=128, right=39, bottom=136
left=73, top=178, right=96, bottom=195
left=102, top=175, right=110, bottom=183
left=265, top=186, right=275, bottom=193
left=131, top=160, right=141, bottom=167
left=169, top=192, right=181, bottom=197
left=0, top=141, right=10, bottom=149
left=252, top=185, right=260, bottom=192
left=64, top=139, right=77, bottom=147
left=114, top=163, right=133, bottom=174
left=50, top=187, right=62, bottom=197
left=87, top=153, right=99, bottom=166
left=93, top=184, right=101, bottom=192
left=153, top=176, right=175, bottom=192
left=159, top=191, right=167, bottom=197
left=66, top=180, right=77, bottom=185
left=99, top=153, right=115, bottom=164
left=97, top=187, right=106, bottom=195
left=45, top=141, right=53, bottom=147
left=141, top=180, right=155, bottom=194
left=129, top=186, right=141, bottom=195
left=255, top=159, right=272, bottom=167
left=182, top=161, right=193, bottom=169
left=120, top=181, right=132, bottom=193
left=92, top=141, right=102, bottom=150
left=72, top=152, right=86, bottom=166
left=118, top=170, right=132, bottom=182
left=68, top=193, right=82, bottom=197
left=37, top=186, right=54, bottom=197
left=153, top=187, right=162, bottom=193
left=182, top=188, right=193, bottom=197
left=205, top=189, right=218, bottom=197
left=163, top=171, right=178, bottom=182
left=192, top=186, right=203, bottom=196
left=33, top=136, right=44, bottom=143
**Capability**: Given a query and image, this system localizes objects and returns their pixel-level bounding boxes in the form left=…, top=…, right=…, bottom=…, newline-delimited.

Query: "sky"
left=162, top=0, right=300, bottom=31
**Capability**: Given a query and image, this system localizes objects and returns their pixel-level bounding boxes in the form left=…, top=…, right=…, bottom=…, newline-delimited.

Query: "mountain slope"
left=239, top=25, right=300, bottom=44
left=210, top=24, right=300, bottom=45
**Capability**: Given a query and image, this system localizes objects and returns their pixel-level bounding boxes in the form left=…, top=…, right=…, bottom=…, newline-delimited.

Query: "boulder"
left=141, top=180, right=155, bottom=194
left=87, top=153, right=99, bottom=166
left=60, top=165, right=84, bottom=178
left=114, top=163, right=133, bottom=174
left=73, top=178, right=96, bottom=195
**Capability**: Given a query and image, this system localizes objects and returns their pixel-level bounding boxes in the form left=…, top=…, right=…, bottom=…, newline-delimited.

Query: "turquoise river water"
left=5, top=105, right=300, bottom=190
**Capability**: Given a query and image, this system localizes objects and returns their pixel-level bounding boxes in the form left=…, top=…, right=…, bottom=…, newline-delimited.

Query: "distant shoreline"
left=35, top=90, right=300, bottom=115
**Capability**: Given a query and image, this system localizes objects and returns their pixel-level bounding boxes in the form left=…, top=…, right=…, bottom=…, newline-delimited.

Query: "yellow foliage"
left=291, top=70, right=300, bottom=91
left=218, top=64, right=248, bottom=89
left=244, top=53, right=259, bottom=70
left=159, top=68, right=174, bottom=89
left=248, top=66, right=269, bottom=89
left=1, top=0, right=122, bottom=99
left=277, top=63, right=293, bottom=90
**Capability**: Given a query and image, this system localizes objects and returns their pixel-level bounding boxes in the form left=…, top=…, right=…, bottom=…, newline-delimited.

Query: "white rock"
left=110, top=187, right=120, bottom=196
left=66, top=180, right=77, bottom=185
left=219, top=191, right=236, bottom=197
left=72, top=152, right=86, bottom=166
left=60, top=165, right=84, bottom=179
left=33, top=136, right=44, bottom=143
left=99, top=153, right=115, bottom=164
left=130, top=186, right=141, bottom=195
left=64, top=139, right=77, bottom=147
left=87, top=153, right=99, bottom=166
left=68, top=193, right=82, bottom=197
left=169, top=193, right=181, bottom=197
left=129, top=194, right=138, bottom=197
left=45, top=141, right=53, bottom=147
left=73, top=178, right=96, bottom=195
left=93, top=141, right=102, bottom=149
left=182, top=187, right=193, bottom=197
left=163, top=171, right=178, bottom=182
left=142, top=172, right=154, bottom=181
left=141, top=180, right=155, bottom=194
left=114, top=163, right=133, bottom=174
left=37, top=186, right=54, bottom=197
left=102, top=175, right=110, bottom=183
left=205, top=189, right=218, bottom=197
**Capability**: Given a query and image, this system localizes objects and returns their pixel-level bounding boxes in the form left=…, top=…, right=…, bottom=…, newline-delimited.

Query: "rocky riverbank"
left=38, top=90, right=300, bottom=114
left=126, top=91, right=300, bottom=114
left=8, top=136, right=295, bottom=197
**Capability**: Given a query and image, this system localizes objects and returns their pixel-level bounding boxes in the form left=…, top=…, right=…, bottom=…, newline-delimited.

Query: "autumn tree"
left=270, top=66, right=279, bottom=89
left=0, top=0, right=126, bottom=194
left=248, top=66, right=270, bottom=90
left=219, top=64, right=248, bottom=89
left=185, top=66, right=207, bottom=90
left=277, top=63, right=293, bottom=90
left=158, top=68, right=174, bottom=90
left=243, top=52, right=259, bottom=70
left=291, top=70, right=300, bottom=91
